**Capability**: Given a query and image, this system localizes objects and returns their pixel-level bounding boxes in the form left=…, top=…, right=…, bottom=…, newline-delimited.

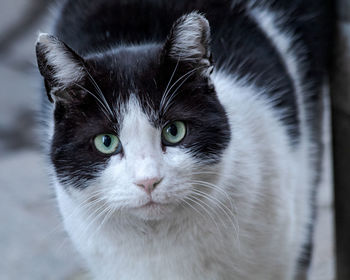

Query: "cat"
left=36, top=0, right=332, bottom=279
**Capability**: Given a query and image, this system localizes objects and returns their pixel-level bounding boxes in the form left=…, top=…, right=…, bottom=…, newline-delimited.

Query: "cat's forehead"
left=87, top=44, right=162, bottom=82
left=83, top=45, right=207, bottom=127
left=84, top=45, right=163, bottom=110
left=119, top=95, right=159, bottom=140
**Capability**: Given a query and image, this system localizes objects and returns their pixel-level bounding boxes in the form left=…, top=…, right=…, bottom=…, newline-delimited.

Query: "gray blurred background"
left=0, top=0, right=344, bottom=279
left=0, top=0, right=85, bottom=279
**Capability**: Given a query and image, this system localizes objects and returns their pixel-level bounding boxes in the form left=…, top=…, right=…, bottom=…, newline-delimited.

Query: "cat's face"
left=36, top=13, right=230, bottom=220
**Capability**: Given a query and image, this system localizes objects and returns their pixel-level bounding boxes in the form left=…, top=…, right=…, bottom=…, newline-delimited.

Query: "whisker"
left=160, top=66, right=204, bottom=115
left=160, top=58, right=180, bottom=110
left=191, top=188, right=238, bottom=236
left=74, top=83, right=113, bottom=123
left=82, top=65, right=115, bottom=118
left=190, top=179, right=236, bottom=213
left=185, top=194, right=222, bottom=236
left=180, top=198, right=207, bottom=221
left=89, top=205, right=116, bottom=240
left=81, top=203, right=112, bottom=240
left=162, top=67, right=203, bottom=114
left=45, top=193, right=106, bottom=239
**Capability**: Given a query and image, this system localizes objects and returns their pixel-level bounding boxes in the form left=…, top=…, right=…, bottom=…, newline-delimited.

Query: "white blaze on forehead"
left=119, top=96, right=162, bottom=180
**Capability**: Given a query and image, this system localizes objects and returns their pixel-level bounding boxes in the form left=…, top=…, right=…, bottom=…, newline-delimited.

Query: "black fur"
left=54, top=0, right=302, bottom=140
left=36, top=0, right=333, bottom=274
left=36, top=0, right=332, bottom=186
left=38, top=21, right=231, bottom=188
left=37, top=0, right=332, bottom=189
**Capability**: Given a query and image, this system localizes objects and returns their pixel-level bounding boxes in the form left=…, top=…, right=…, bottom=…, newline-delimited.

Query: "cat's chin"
left=130, top=201, right=178, bottom=221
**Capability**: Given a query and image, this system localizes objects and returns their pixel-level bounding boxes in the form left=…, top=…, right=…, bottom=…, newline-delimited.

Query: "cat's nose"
left=135, top=177, right=162, bottom=194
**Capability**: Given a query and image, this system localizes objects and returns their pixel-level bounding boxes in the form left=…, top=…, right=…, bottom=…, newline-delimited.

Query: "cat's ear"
left=36, top=33, right=86, bottom=102
left=163, top=12, right=212, bottom=75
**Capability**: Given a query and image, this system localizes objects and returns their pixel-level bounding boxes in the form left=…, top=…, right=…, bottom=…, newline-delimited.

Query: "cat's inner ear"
left=36, top=33, right=86, bottom=102
left=163, top=12, right=212, bottom=73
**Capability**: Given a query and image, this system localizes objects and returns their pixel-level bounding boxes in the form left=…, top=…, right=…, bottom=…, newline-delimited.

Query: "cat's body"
left=36, top=0, right=332, bottom=279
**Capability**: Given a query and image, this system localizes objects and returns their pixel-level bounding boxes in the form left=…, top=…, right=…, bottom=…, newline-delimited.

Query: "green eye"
left=94, top=134, right=121, bottom=154
left=162, top=121, right=186, bottom=145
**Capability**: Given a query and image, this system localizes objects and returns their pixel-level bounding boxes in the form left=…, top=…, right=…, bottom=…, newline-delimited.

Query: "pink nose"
left=135, top=177, right=162, bottom=194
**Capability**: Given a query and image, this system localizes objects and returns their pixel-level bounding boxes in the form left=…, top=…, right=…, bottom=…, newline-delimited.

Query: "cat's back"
left=53, top=0, right=331, bottom=74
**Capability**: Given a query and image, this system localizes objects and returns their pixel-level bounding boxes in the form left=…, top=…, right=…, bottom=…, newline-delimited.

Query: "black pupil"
left=168, top=124, right=178, bottom=136
left=102, top=135, right=112, bottom=147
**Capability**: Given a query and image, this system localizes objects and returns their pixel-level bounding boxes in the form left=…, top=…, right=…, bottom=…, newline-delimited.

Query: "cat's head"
left=36, top=12, right=231, bottom=221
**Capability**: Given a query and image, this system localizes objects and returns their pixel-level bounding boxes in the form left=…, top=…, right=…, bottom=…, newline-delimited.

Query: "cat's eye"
left=94, top=134, right=121, bottom=154
left=162, top=121, right=186, bottom=145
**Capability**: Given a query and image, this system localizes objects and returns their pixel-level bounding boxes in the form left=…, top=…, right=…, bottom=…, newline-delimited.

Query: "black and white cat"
left=36, top=0, right=332, bottom=279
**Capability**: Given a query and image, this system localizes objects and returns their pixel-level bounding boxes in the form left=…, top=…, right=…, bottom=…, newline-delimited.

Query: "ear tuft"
left=36, top=33, right=85, bottom=96
left=164, top=12, right=212, bottom=70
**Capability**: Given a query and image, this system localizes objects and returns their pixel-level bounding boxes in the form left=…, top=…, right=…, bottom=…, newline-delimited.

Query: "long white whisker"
left=185, top=194, right=222, bottom=236
left=162, top=68, right=201, bottom=114
left=161, top=67, right=203, bottom=114
left=191, top=188, right=238, bottom=236
left=190, top=179, right=236, bottom=214
left=46, top=192, right=106, bottom=239
left=74, top=83, right=113, bottom=123
left=89, top=205, right=116, bottom=240
left=82, top=65, right=115, bottom=118
left=160, top=59, right=180, bottom=110
left=81, top=202, right=112, bottom=241
left=180, top=198, right=207, bottom=221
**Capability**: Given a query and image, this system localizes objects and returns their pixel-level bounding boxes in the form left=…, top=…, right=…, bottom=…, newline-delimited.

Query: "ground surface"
left=0, top=0, right=336, bottom=279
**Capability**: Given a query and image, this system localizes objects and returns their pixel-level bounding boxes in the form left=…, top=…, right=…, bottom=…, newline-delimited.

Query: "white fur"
left=249, top=8, right=308, bottom=144
left=55, top=74, right=314, bottom=280
left=249, top=11, right=317, bottom=276
left=52, top=7, right=318, bottom=280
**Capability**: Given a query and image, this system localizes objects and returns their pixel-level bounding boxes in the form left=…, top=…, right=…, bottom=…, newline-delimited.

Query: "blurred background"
left=0, top=0, right=85, bottom=279
left=0, top=0, right=347, bottom=279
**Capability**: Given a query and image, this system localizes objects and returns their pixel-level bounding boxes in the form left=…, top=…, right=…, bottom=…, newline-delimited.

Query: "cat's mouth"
left=134, top=199, right=167, bottom=210
left=140, top=201, right=159, bottom=208
left=130, top=198, right=177, bottom=220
